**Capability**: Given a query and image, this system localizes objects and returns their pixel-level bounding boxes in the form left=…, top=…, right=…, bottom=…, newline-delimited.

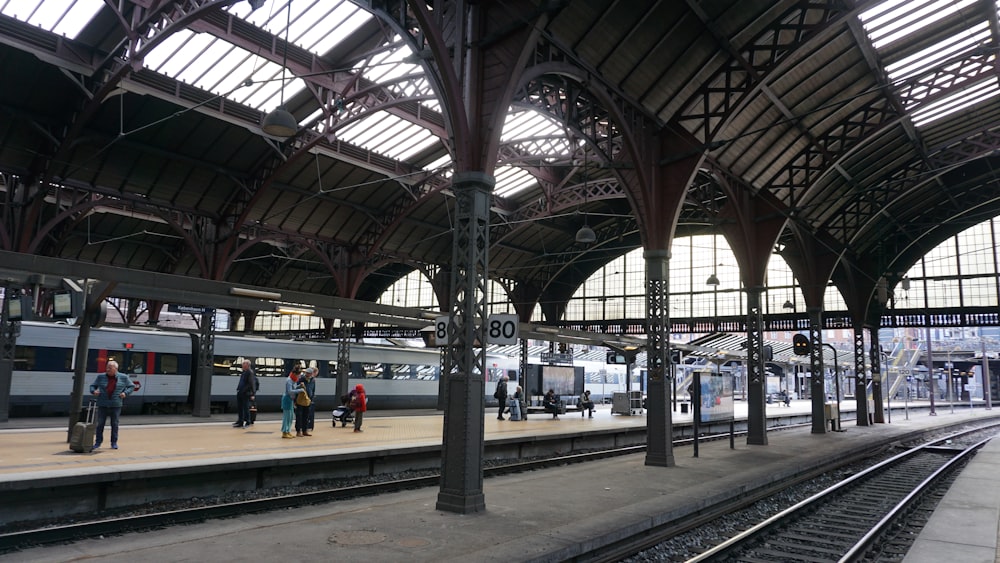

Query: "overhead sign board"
left=168, top=304, right=210, bottom=315
left=541, top=352, right=573, bottom=364
left=433, top=315, right=451, bottom=347
left=486, top=313, right=518, bottom=344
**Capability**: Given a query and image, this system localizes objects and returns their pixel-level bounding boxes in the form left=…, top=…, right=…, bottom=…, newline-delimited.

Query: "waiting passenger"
left=495, top=375, right=509, bottom=420
left=351, top=384, right=368, bottom=433
left=509, top=385, right=523, bottom=421
left=295, top=367, right=315, bottom=437
left=579, top=389, right=595, bottom=418
left=89, top=360, right=133, bottom=450
left=543, top=388, right=560, bottom=420
left=282, top=369, right=304, bottom=439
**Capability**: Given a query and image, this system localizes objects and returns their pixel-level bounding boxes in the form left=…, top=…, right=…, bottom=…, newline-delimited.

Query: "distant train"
left=6, top=322, right=635, bottom=417
left=8, top=322, right=506, bottom=416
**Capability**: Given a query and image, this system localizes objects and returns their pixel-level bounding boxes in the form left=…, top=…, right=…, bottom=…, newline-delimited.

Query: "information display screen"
left=697, top=370, right=735, bottom=423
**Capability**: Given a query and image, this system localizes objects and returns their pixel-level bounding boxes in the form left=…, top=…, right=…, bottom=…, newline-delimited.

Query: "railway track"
left=685, top=427, right=995, bottom=562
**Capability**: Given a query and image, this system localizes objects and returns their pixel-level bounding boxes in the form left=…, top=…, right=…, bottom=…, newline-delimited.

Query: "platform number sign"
left=432, top=314, right=518, bottom=346
left=486, top=313, right=518, bottom=345
left=433, top=315, right=451, bottom=346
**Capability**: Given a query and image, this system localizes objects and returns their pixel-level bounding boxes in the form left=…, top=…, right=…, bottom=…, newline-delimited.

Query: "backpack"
left=493, top=385, right=502, bottom=399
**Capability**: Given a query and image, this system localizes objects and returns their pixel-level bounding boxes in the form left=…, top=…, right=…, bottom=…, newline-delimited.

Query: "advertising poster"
left=698, top=369, right=735, bottom=423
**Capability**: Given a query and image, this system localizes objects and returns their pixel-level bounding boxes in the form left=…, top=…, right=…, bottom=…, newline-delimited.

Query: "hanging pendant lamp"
left=262, top=106, right=297, bottom=137
left=262, top=2, right=297, bottom=139
left=575, top=224, right=597, bottom=244
left=575, top=142, right=597, bottom=244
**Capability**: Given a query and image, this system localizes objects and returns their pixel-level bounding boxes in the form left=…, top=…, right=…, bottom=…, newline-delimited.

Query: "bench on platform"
left=525, top=395, right=582, bottom=415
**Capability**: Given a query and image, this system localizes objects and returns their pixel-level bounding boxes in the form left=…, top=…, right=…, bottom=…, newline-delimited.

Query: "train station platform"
left=903, top=431, right=1000, bottom=563
left=3, top=400, right=998, bottom=562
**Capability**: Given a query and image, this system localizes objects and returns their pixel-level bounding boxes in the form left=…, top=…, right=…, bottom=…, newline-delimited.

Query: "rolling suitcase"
left=70, top=401, right=97, bottom=453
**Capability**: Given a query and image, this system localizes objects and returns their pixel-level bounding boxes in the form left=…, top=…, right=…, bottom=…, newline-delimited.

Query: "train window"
left=213, top=355, right=240, bottom=376
left=159, top=354, right=180, bottom=375
left=15, top=345, right=73, bottom=371
left=253, top=357, right=286, bottom=377
left=13, top=345, right=36, bottom=371
left=414, top=364, right=439, bottom=380
left=359, top=362, right=384, bottom=379
left=127, top=352, right=145, bottom=374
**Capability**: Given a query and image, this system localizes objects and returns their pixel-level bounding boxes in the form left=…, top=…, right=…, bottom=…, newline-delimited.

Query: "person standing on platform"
left=494, top=375, right=509, bottom=420
left=304, top=366, right=317, bottom=432
left=351, top=383, right=367, bottom=432
left=579, top=389, right=595, bottom=418
left=89, top=360, right=133, bottom=450
left=234, top=360, right=256, bottom=428
left=295, top=367, right=315, bottom=437
left=282, top=369, right=304, bottom=439
left=509, top=385, right=523, bottom=421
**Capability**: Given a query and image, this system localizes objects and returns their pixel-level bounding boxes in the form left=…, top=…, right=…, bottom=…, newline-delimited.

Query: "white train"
left=7, top=321, right=637, bottom=417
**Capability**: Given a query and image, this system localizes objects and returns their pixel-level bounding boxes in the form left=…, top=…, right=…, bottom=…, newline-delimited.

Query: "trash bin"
left=824, top=403, right=839, bottom=431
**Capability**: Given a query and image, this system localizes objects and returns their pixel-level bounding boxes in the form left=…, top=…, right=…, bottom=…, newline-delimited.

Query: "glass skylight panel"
left=860, top=0, right=977, bottom=50
left=911, top=79, right=1000, bottom=127
left=885, top=24, right=988, bottom=85
left=501, top=109, right=571, bottom=161
left=144, top=28, right=305, bottom=112
left=1, top=0, right=103, bottom=39
left=860, top=0, right=1000, bottom=128
left=494, top=166, right=538, bottom=198
left=423, top=155, right=453, bottom=174
left=355, top=39, right=437, bottom=110
left=225, top=0, right=370, bottom=58
left=337, top=113, right=437, bottom=161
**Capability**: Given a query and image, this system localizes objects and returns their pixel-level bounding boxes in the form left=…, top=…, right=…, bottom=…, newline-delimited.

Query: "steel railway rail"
left=685, top=427, right=997, bottom=562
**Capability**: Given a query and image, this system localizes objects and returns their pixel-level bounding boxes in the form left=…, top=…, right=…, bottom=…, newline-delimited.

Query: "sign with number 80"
left=487, top=313, right=518, bottom=344
left=432, top=314, right=519, bottom=346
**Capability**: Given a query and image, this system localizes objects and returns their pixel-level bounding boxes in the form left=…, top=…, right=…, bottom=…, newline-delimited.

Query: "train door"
left=120, top=347, right=151, bottom=398
left=95, top=348, right=146, bottom=391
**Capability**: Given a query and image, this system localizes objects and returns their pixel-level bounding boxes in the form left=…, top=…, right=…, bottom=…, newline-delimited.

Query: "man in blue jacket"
left=89, top=359, right=133, bottom=450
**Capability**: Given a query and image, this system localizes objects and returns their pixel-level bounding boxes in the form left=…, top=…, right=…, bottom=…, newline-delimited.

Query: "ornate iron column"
left=519, top=337, right=528, bottom=419
left=645, top=249, right=674, bottom=466
left=808, top=306, right=827, bottom=434
left=337, top=322, right=351, bottom=403
left=436, top=172, right=492, bottom=514
left=870, top=325, right=885, bottom=423
left=854, top=326, right=871, bottom=425
left=745, top=286, right=767, bottom=444
left=0, top=286, right=19, bottom=422
left=191, top=308, right=216, bottom=417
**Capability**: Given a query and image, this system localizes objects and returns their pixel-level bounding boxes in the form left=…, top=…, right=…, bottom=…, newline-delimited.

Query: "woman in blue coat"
left=282, top=369, right=304, bottom=439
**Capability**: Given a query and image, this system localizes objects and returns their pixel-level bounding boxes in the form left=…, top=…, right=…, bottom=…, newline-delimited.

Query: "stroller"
left=331, top=393, right=354, bottom=427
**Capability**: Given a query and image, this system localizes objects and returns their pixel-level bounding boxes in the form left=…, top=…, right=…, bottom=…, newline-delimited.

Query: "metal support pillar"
left=0, top=286, right=19, bottom=422
left=854, top=326, right=870, bottom=425
left=870, top=326, right=885, bottom=423
left=745, top=286, right=767, bottom=445
left=436, top=172, right=492, bottom=514
left=337, top=322, right=351, bottom=403
left=925, top=323, right=936, bottom=415
left=191, top=309, right=216, bottom=417
left=519, top=338, right=528, bottom=419
left=644, top=250, right=674, bottom=467
left=808, top=307, right=826, bottom=434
